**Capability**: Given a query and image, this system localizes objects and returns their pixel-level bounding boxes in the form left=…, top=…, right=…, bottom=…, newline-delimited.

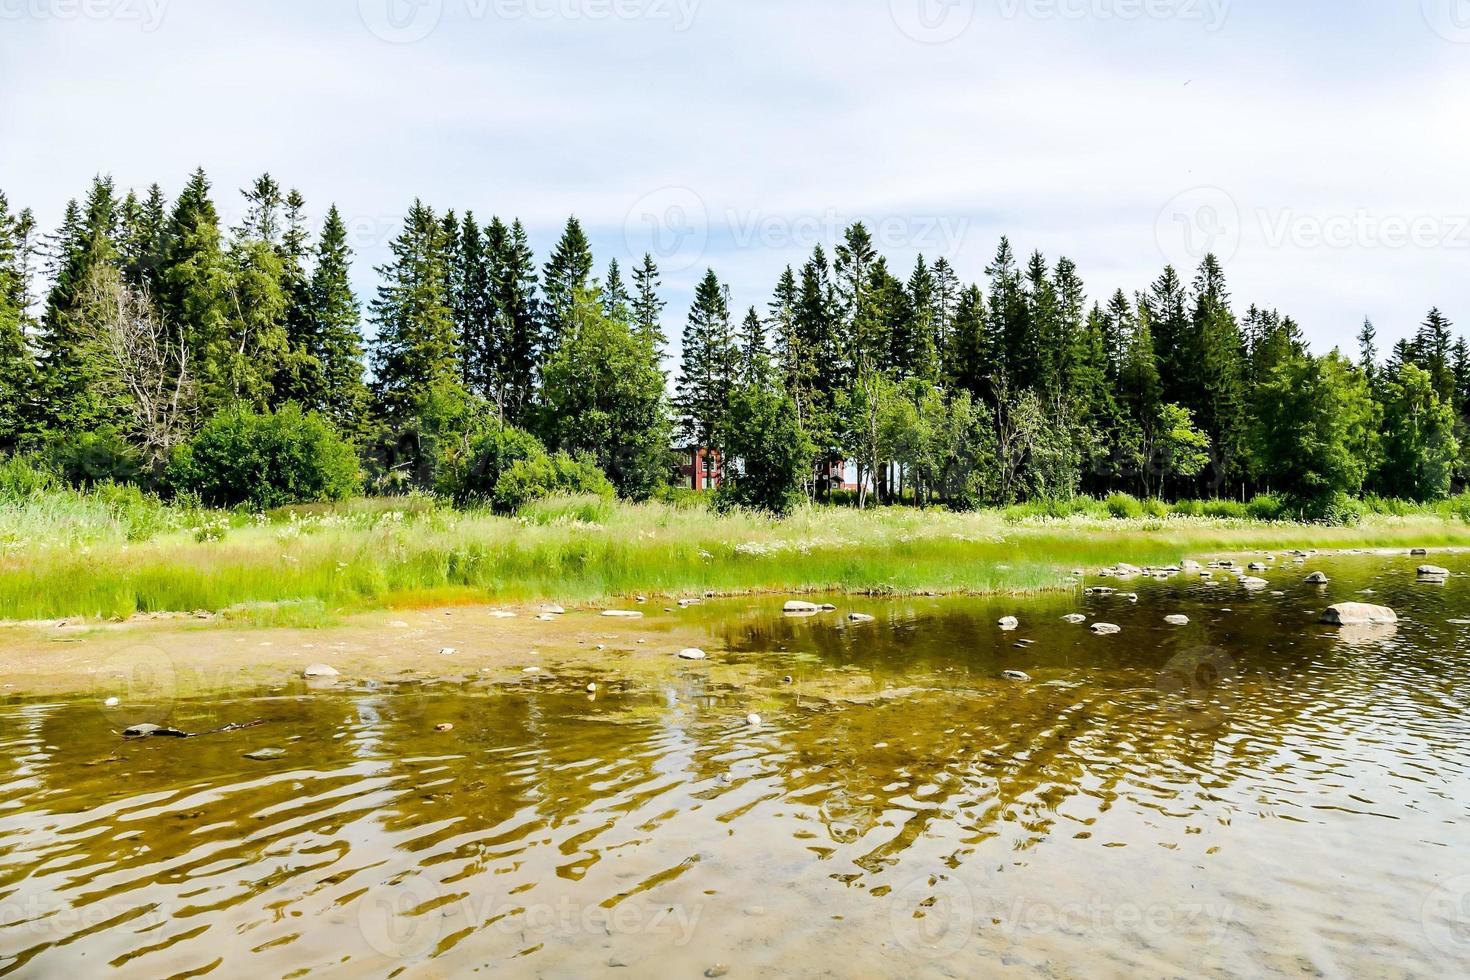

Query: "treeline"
left=1, top=170, right=1467, bottom=516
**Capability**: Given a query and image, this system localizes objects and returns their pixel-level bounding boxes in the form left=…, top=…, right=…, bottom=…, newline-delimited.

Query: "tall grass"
left=3, top=489, right=1470, bottom=622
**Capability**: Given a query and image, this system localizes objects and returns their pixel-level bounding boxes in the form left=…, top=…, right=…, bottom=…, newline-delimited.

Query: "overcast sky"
left=3, top=0, right=1468, bottom=356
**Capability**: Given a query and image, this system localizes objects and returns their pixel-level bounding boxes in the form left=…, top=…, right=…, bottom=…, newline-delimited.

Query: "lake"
left=2, top=550, right=1468, bottom=977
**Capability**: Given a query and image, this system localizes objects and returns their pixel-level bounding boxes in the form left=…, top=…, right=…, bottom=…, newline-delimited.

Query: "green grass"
left=3, top=489, right=1470, bottom=622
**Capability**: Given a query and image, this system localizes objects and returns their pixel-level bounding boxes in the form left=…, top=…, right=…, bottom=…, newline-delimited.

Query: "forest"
left=1, top=169, right=1467, bottom=521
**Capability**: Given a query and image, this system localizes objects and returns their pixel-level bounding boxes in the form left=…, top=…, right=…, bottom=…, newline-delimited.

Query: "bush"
left=168, top=405, right=361, bottom=509
left=436, top=424, right=545, bottom=506
left=45, top=427, right=143, bottom=487
left=495, top=453, right=614, bottom=514
left=1104, top=492, right=1144, bottom=520
left=1245, top=493, right=1288, bottom=522
left=0, top=454, right=59, bottom=499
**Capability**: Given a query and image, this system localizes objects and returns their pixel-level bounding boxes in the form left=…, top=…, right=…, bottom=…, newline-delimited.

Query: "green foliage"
left=716, top=365, right=814, bottom=515
left=437, top=422, right=613, bottom=514
left=44, top=427, right=143, bottom=487
left=1377, top=362, right=1461, bottom=502
left=493, top=452, right=614, bottom=514
left=1250, top=351, right=1378, bottom=503
left=0, top=454, right=58, bottom=498
left=168, top=405, right=360, bottom=508
left=1105, top=492, right=1143, bottom=519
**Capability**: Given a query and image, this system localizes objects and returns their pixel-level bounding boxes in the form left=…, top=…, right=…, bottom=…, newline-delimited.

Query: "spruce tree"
left=541, top=216, right=593, bottom=350
left=1184, top=255, right=1247, bottom=489
left=307, top=206, right=369, bottom=432
left=930, top=256, right=959, bottom=380
left=603, top=258, right=632, bottom=323
left=370, top=200, right=459, bottom=420
left=946, top=284, right=989, bottom=398
left=1358, top=317, right=1379, bottom=388
left=740, top=306, right=769, bottom=383
left=1139, top=265, right=1189, bottom=405
left=1413, top=307, right=1456, bottom=403
left=985, top=238, right=1026, bottom=389
left=160, top=168, right=232, bottom=412
left=489, top=218, right=540, bottom=422
left=455, top=212, right=494, bottom=397
left=630, top=252, right=666, bottom=351
left=0, top=194, right=37, bottom=448
left=676, top=268, right=738, bottom=448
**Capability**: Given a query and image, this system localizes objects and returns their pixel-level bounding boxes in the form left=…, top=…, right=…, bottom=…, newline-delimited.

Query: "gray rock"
left=540, top=605, right=566, bottom=615
left=1002, top=670, right=1032, bottom=682
left=677, top=648, right=708, bottom=661
left=303, top=663, right=339, bottom=678
left=1320, top=603, right=1398, bottom=626
left=1085, top=587, right=1116, bottom=597
left=783, top=600, right=822, bottom=614
left=848, top=613, right=876, bottom=623
left=1165, top=615, right=1190, bottom=626
left=244, top=747, right=286, bottom=761
left=1061, top=614, right=1087, bottom=624
left=601, top=610, right=644, bottom=619
left=1411, top=548, right=1429, bottom=556
left=1305, top=572, right=1330, bottom=585
left=998, top=616, right=1020, bottom=631
left=1091, top=623, right=1122, bottom=636
left=1417, top=565, right=1450, bottom=577
left=1240, top=577, right=1269, bottom=590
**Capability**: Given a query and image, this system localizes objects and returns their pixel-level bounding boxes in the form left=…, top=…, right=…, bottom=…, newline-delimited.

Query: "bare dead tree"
left=81, top=267, right=196, bottom=472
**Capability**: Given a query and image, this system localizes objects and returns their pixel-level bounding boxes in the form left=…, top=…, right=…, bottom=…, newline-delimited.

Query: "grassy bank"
left=3, top=490, right=1470, bottom=622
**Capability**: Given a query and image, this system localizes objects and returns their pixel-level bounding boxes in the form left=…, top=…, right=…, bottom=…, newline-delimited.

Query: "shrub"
left=44, top=427, right=143, bottom=487
left=495, top=453, right=613, bottom=514
left=436, top=424, right=545, bottom=506
left=1105, top=492, right=1144, bottom=520
left=0, top=454, right=59, bottom=499
left=1142, top=497, right=1170, bottom=519
left=168, top=406, right=361, bottom=509
left=1245, top=493, right=1288, bottom=522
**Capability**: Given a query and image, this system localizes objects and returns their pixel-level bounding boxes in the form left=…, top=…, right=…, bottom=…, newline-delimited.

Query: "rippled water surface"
left=3, top=552, right=1470, bottom=977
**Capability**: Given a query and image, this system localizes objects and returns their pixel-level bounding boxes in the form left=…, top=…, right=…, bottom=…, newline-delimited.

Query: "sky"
left=3, top=0, right=1469, bottom=358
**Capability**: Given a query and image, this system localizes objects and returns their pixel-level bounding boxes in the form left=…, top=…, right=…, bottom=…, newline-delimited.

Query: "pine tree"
left=541, top=216, right=593, bottom=351
left=455, top=212, right=494, bottom=397
left=930, top=256, right=959, bottom=381
left=795, top=247, right=843, bottom=401
left=1052, top=256, right=1086, bottom=395
left=306, top=206, right=369, bottom=432
left=160, top=168, right=232, bottom=412
left=630, top=252, right=666, bottom=351
left=1413, top=307, right=1456, bottom=403
left=1358, top=317, right=1379, bottom=388
left=676, top=268, right=739, bottom=447
left=769, top=265, right=800, bottom=395
left=220, top=174, right=294, bottom=408
left=946, top=283, right=989, bottom=398
left=835, top=223, right=878, bottom=368
left=370, top=200, right=459, bottom=421
left=0, top=194, right=38, bottom=448
left=1184, top=255, right=1247, bottom=488
left=1102, top=290, right=1134, bottom=383
left=1139, top=265, right=1189, bottom=405
left=740, top=306, right=769, bottom=383
left=985, top=238, right=1027, bottom=389
left=489, top=218, right=540, bottom=422
left=904, top=256, right=939, bottom=382
left=603, top=258, right=632, bottom=323
left=40, top=175, right=121, bottom=428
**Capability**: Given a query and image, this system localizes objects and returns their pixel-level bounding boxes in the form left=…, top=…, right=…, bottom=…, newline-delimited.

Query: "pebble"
left=1002, top=670, right=1032, bottom=682
left=783, top=601, right=822, bottom=614
left=678, top=648, right=708, bottom=661
left=104, top=697, right=120, bottom=707
left=586, top=682, right=598, bottom=693
left=706, top=967, right=729, bottom=979
left=1305, top=572, right=1330, bottom=585
left=1165, top=615, right=1190, bottom=626
left=998, top=616, right=1020, bottom=631
left=1062, top=614, right=1087, bottom=624
left=746, top=714, right=762, bottom=727
left=244, top=747, right=285, bottom=761
left=1091, top=623, right=1122, bottom=636
left=302, top=664, right=339, bottom=679
left=439, top=647, right=457, bottom=656
left=434, top=723, right=454, bottom=733
left=848, top=613, right=876, bottom=623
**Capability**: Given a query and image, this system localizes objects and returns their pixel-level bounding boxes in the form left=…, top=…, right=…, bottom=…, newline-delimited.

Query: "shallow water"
left=3, top=551, right=1469, bottom=978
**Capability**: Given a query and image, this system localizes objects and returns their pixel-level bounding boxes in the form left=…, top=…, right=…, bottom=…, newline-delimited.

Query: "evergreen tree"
left=1358, top=317, right=1379, bottom=387
left=1413, top=307, right=1456, bottom=403
left=455, top=212, right=494, bottom=397
left=0, top=194, right=38, bottom=448
left=369, top=200, right=459, bottom=421
left=630, top=252, right=666, bottom=352
left=946, top=284, right=989, bottom=398
left=835, top=223, right=879, bottom=368
left=930, top=256, right=959, bottom=380
left=306, top=206, right=369, bottom=432
left=40, top=176, right=121, bottom=428
left=740, top=306, right=769, bottom=383
left=1251, top=352, right=1379, bottom=502
left=985, top=238, right=1027, bottom=389
left=676, top=269, right=739, bottom=447
left=1376, top=361, right=1461, bottom=501
left=1102, top=290, right=1134, bottom=383
left=1183, top=255, right=1247, bottom=489
left=489, top=218, right=540, bottom=422
left=603, top=258, right=632, bottom=323
left=541, top=216, right=593, bottom=351
left=769, top=265, right=801, bottom=396
left=160, top=169, right=232, bottom=412
left=1138, top=265, right=1189, bottom=405
left=903, top=256, right=939, bottom=381
left=1052, top=256, right=1086, bottom=395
